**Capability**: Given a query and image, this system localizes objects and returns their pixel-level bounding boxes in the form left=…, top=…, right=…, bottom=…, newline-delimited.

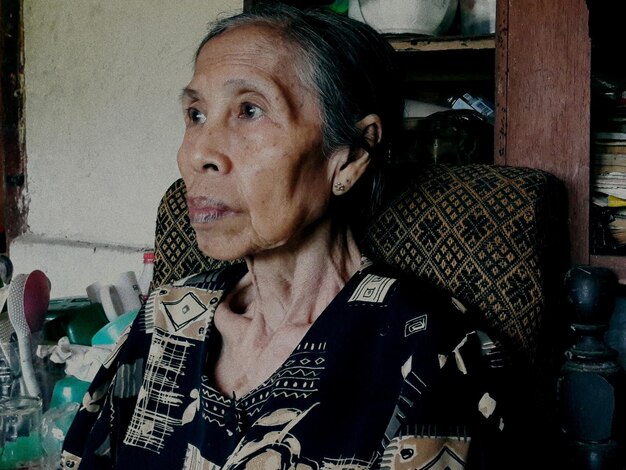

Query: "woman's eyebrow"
left=224, top=78, right=268, bottom=95
left=179, top=87, right=200, bottom=104
left=179, top=80, right=269, bottom=104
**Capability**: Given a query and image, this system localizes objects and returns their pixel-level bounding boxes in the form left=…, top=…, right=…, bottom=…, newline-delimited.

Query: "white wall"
left=11, top=0, right=241, bottom=297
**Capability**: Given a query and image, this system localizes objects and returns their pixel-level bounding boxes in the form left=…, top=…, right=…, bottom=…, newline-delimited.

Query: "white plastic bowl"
left=349, top=0, right=459, bottom=36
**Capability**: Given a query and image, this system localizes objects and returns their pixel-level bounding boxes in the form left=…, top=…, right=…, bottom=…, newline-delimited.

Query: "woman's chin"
left=194, top=228, right=292, bottom=261
left=191, top=226, right=244, bottom=260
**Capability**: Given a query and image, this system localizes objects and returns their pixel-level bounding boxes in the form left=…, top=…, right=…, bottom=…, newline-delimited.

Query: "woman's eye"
left=239, top=103, right=264, bottom=120
left=186, top=108, right=206, bottom=124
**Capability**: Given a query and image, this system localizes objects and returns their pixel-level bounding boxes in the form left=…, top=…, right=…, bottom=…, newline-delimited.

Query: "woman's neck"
left=237, top=220, right=363, bottom=332
left=211, top=220, right=364, bottom=397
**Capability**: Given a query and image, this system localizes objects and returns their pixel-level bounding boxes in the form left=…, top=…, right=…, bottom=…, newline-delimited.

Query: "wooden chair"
left=150, top=163, right=571, bottom=467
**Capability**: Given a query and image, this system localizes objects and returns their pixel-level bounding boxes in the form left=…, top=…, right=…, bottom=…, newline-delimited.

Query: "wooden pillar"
left=495, top=0, right=591, bottom=266
left=0, top=0, right=26, bottom=248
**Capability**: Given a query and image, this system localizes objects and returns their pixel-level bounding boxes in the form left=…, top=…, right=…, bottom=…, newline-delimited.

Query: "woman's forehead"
left=193, top=24, right=316, bottom=101
left=198, top=23, right=297, bottom=69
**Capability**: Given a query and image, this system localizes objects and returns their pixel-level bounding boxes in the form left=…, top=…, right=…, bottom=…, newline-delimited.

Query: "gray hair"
left=195, top=3, right=403, bottom=237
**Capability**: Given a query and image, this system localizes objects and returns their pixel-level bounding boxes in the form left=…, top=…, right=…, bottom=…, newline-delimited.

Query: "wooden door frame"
left=0, top=0, right=26, bottom=252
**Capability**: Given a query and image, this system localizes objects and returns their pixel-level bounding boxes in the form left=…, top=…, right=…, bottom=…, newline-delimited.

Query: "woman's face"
left=177, top=24, right=338, bottom=260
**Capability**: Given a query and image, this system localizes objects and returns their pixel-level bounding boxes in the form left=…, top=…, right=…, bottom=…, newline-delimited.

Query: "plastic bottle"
left=137, top=250, right=154, bottom=303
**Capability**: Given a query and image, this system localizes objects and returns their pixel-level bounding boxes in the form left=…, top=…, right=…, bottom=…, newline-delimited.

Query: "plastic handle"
left=17, top=337, right=41, bottom=397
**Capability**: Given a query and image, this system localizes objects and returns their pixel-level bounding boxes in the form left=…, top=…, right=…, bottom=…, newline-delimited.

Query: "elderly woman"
left=61, top=4, right=510, bottom=469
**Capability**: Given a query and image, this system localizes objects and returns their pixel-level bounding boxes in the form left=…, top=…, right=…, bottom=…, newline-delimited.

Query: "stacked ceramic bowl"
left=349, top=0, right=459, bottom=35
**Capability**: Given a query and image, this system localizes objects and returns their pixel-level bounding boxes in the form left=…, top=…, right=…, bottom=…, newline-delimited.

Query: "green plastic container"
left=0, top=396, right=44, bottom=469
left=49, top=376, right=90, bottom=409
left=326, top=0, right=348, bottom=14
left=91, top=308, right=139, bottom=346
left=0, top=434, right=44, bottom=469
left=43, top=297, right=109, bottom=345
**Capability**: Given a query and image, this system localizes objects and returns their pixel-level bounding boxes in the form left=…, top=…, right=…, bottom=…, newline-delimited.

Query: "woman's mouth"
left=187, top=197, right=234, bottom=223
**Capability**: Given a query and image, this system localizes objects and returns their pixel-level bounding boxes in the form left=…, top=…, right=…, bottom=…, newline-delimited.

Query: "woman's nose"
left=185, top=130, right=231, bottom=174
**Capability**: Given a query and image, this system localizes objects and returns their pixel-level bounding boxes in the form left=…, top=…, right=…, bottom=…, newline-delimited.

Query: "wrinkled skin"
left=176, top=24, right=379, bottom=398
left=177, top=24, right=343, bottom=261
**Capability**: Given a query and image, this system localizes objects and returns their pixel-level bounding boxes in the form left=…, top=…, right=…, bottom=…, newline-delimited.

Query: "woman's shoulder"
left=361, top=260, right=475, bottom=349
left=363, top=260, right=467, bottom=314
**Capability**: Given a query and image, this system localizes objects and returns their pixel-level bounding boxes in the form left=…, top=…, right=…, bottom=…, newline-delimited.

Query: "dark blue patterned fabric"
left=62, top=262, right=512, bottom=469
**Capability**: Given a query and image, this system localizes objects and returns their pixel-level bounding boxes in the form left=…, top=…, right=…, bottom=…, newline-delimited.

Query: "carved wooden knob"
left=564, top=265, right=618, bottom=325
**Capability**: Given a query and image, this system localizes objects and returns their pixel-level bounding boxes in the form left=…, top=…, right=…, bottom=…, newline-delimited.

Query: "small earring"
left=334, top=182, right=346, bottom=193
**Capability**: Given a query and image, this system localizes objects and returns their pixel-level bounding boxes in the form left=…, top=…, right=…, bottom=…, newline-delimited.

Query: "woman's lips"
left=187, top=197, right=234, bottom=223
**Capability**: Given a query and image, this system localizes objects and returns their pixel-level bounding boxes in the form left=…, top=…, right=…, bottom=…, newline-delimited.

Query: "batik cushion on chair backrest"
left=363, top=163, right=567, bottom=367
left=152, top=164, right=567, bottom=369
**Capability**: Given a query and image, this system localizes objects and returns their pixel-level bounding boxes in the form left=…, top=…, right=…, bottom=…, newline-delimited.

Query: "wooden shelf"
left=391, top=34, right=496, bottom=87
left=386, top=34, right=495, bottom=53
left=588, top=3, right=626, bottom=276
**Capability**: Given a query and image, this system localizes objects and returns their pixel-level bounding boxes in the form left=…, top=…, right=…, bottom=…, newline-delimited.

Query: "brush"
left=7, top=270, right=50, bottom=397
left=0, top=313, right=15, bottom=367
left=0, top=286, right=14, bottom=366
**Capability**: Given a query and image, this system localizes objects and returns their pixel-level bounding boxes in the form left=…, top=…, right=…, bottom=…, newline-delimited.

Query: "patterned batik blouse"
left=61, top=260, right=511, bottom=469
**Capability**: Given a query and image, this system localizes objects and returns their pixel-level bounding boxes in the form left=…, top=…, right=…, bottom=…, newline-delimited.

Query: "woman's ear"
left=331, top=114, right=382, bottom=196
left=358, top=113, right=382, bottom=149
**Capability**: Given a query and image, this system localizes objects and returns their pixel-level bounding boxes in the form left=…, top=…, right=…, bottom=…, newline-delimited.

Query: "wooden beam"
left=0, top=0, right=26, bottom=248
